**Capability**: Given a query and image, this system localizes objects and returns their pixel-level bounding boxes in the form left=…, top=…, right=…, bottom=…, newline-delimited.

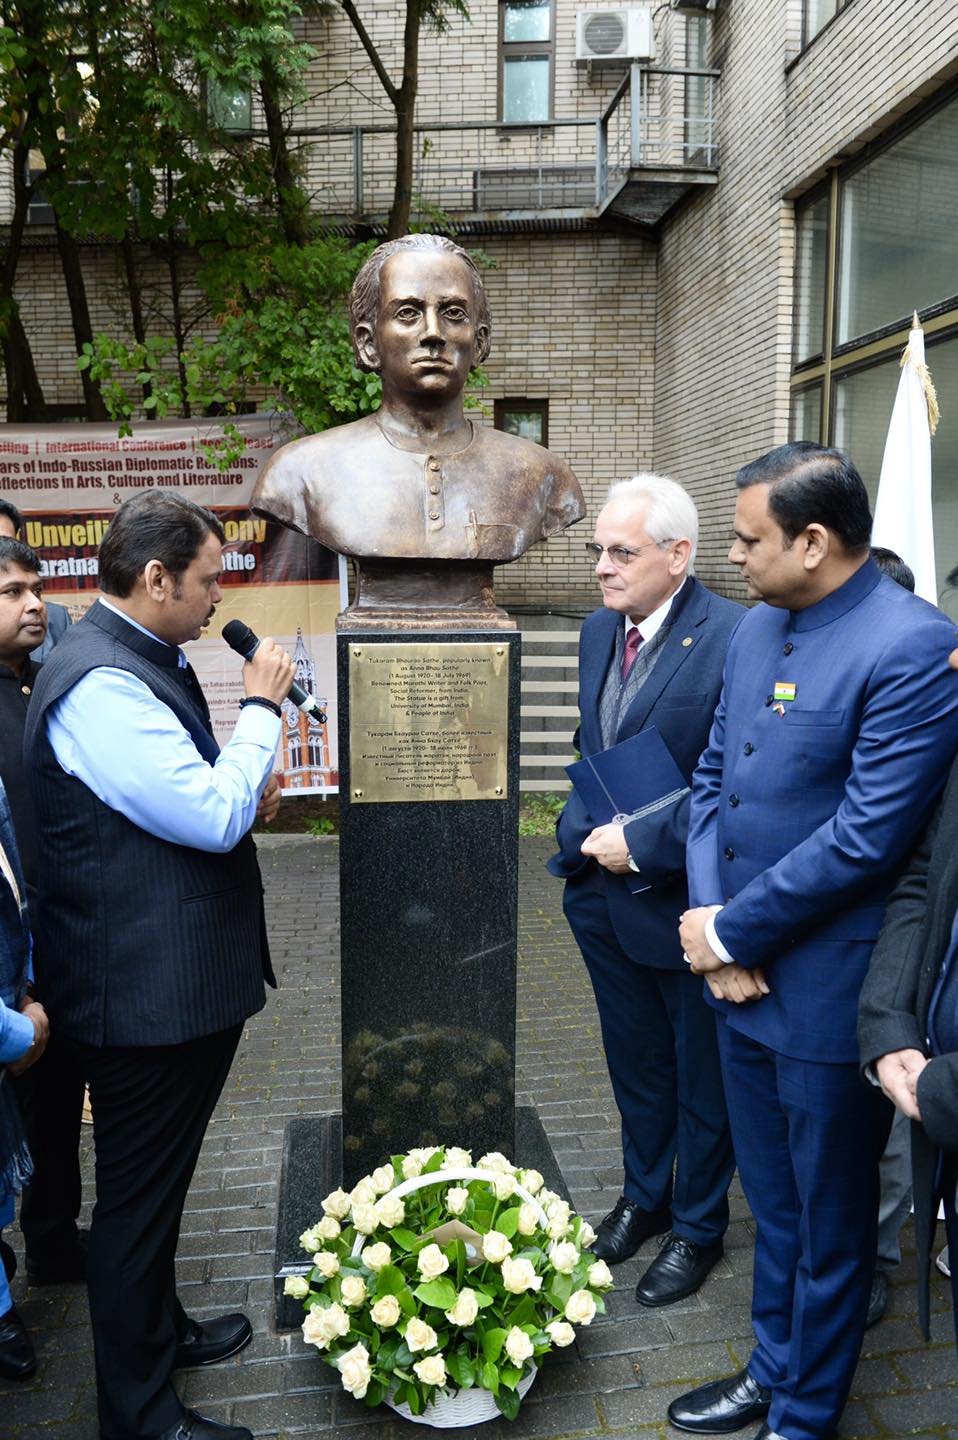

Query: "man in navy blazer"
left=672, top=444, right=958, bottom=1440
left=548, top=474, right=742, bottom=1306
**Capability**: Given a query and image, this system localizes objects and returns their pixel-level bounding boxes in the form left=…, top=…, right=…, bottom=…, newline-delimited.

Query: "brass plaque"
left=349, top=642, right=509, bottom=803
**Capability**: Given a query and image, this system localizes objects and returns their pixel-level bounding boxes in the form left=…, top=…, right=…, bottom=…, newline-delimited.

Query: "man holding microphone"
left=25, top=490, right=293, bottom=1440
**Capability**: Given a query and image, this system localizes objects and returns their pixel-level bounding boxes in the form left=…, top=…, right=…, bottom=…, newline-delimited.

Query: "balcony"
left=285, top=65, right=720, bottom=234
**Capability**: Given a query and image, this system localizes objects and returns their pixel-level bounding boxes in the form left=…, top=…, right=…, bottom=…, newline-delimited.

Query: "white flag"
left=872, top=319, right=939, bottom=604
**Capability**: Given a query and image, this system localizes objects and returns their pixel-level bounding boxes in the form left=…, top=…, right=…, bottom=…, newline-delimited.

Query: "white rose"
left=481, top=1230, right=513, bottom=1264
left=578, top=1220, right=597, bottom=1248
left=445, top=1288, right=480, bottom=1326
left=538, top=1188, right=560, bottom=1207
left=413, top=1354, right=447, bottom=1387
left=417, top=1243, right=450, bottom=1281
left=340, top=1275, right=367, bottom=1307
left=546, top=1197, right=571, bottom=1222
left=404, top=1317, right=439, bottom=1353
left=351, top=1203, right=378, bottom=1234
left=350, top=1177, right=377, bottom=1207
left=371, top=1164, right=395, bottom=1194
left=501, top=1256, right=542, bottom=1294
left=445, top=1186, right=469, bottom=1216
left=299, top=1226, right=321, bottom=1253
left=588, top=1259, right=614, bottom=1289
left=504, top=1325, right=534, bottom=1366
left=284, top=1275, right=309, bottom=1299
left=549, top=1241, right=579, bottom=1275
left=402, top=1145, right=439, bottom=1180
left=321, top=1188, right=352, bottom=1219
left=564, top=1289, right=597, bottom=1326
left=477, top=1151, right=515, bottom=1175
left=316, top=1216, right=341, bottom=1241
left=517, top=1203, right=540, bottom=1236
left=445, top=1146, right=472, bottom=1168
left=545, top=1319, right=576, bottom=1348
left=302, top=1301, right=350, bottom=1350
left=361, top=1242, right=391, bottom=1271
left=548, top=1211, right=572, bottom=1241
left=338, top=1341, right=372, bottom=1399
left=370, top=1294, right=401, bottom=1328
left=375, top=1193, right=405, bottom=1228
left=493, top=1173, right=517, bottom=1201
left=312, top=1251, right=340, bottom=1280
left=519, top=1168, right=544, bottom=1195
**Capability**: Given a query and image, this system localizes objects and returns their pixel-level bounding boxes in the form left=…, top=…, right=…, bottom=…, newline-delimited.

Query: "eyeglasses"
left=584, top=540, right=674, bottom=567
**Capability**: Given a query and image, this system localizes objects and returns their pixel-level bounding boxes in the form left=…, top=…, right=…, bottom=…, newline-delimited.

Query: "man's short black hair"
left=98, top=490, right=225, bottom=598
left=870, top=546, right=916, bottom=592
left=736, top=442, right=872, bottom=552
left=0, top=498, right=23, bottom=535
left=0, top=536, right=41, bottom=576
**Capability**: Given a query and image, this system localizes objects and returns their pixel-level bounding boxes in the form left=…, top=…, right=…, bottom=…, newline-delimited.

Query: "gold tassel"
left=901, top=318, right=941, bottom=437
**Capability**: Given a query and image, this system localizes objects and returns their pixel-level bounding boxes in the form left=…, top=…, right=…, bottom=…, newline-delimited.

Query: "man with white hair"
left=548, top=474, right=743, bottom=1306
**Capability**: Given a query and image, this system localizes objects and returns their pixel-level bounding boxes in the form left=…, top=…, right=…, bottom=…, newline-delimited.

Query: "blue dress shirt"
left=46, top=602, right=281, bottom=854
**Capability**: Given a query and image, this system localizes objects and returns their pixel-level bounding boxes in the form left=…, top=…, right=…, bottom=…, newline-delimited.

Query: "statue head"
left=349, top=235, right=493, bottom=381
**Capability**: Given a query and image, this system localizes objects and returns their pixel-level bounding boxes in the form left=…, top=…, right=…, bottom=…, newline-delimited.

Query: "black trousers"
left=71, top=1025, right=242, bottom=1440
left=12, top=1031, right=85, bottom=1260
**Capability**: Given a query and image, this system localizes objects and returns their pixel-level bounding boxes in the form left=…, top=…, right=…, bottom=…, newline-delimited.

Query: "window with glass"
left=499, top=2, right=553, bottom=124
left=206, top=79, right=252, bottom=134
left=494, top=397, right=548, bottom=447
left=802, top=0, right=852, bottom=49
left=684, top=16, right=710, bottom=163
left=789, top=89, right=958, bottom=614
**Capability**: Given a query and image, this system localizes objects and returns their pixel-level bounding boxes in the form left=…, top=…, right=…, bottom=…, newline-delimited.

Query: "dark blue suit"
left=548, top=576, right=742, bottom=1241
left=687, top=560, right=958, bottom=1439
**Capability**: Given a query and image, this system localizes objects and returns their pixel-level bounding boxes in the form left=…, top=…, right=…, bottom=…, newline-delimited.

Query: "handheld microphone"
left=222, top=619, right=327, bottom=725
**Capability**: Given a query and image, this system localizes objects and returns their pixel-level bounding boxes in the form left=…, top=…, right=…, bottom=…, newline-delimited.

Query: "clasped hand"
left=679, top=906, right=769, bottom=1004
left=580, top=824, right=631, bottom=874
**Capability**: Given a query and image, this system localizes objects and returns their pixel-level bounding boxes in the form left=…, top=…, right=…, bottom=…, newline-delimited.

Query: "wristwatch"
left=626, top=854, right=640, bottom=874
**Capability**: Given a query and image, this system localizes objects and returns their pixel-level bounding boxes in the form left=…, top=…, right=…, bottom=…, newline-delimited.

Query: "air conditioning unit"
left=670, top=0, right=717, bottom=14
left=575, top=8, right=655, bottom=65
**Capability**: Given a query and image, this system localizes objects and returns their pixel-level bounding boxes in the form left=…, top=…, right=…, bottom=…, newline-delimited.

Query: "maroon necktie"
left=621, top=626, right=644, bottom=680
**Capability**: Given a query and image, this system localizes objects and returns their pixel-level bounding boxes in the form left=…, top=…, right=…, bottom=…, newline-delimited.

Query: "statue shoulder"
left=251, top=417, right=382, bottom=532
left=475, top=426, right=584, bottom=529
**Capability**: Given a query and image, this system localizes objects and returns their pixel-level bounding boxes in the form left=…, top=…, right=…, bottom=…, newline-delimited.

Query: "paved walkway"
left=6, top=836, right=958, bottom=1439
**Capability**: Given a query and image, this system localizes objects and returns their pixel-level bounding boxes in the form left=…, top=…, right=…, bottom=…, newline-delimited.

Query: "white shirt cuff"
left=706, top=909, right=736, bottom=965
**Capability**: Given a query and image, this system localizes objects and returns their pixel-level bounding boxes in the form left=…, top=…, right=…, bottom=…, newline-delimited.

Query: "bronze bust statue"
left=250, top=234, right=584, bottom=629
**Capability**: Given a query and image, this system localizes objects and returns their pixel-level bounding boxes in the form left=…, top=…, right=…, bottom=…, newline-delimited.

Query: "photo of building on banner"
left=0, top=415, right=347, bottom=794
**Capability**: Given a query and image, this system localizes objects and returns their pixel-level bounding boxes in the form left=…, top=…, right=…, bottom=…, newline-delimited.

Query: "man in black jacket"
left=859, top=646, right=958, bottom=1343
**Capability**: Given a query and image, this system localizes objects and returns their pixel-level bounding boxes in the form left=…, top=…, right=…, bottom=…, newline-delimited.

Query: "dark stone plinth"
left=274, top=1106, right=570, bottom=1328
left=336, top=631, right=521, bottom=1187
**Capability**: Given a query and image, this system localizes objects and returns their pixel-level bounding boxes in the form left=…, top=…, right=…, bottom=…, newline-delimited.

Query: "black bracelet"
left=240, top=696, right=282, bottom=718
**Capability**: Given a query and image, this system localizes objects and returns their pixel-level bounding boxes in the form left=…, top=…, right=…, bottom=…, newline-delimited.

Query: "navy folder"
left=565, top=725, right=689, bottom=828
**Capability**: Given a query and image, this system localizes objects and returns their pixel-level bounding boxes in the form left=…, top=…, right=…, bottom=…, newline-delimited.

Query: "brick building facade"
left=5, top=1, right=958, bottom=613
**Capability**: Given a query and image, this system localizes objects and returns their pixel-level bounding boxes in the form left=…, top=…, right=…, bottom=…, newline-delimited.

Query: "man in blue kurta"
left=669, top=443, right=958, bottom=1440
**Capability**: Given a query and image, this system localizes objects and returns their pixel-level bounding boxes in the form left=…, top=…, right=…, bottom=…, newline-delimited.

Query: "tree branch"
left=339, top=0, right=398, bottom=108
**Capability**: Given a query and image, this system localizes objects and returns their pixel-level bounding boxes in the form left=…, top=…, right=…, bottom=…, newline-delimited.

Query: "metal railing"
left=276, top=64, right=719, bottom=223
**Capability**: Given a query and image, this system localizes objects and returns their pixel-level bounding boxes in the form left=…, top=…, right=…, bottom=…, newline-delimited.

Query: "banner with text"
left=0, top=416, right=345, bottom=793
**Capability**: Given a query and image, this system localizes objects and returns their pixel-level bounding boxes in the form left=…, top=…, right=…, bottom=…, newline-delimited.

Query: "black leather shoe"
left=0, top=1239, right=16, bottom=1284
left=174, top=1312, right=253, bottom=1368
left=865, top=1269, right=888, bottom=1330
left=158, top=1410, right=253, bottom=1440
left=590, top=1195, right=672, bottom=1264
left=0, top=1306, right=37, bottom=1381
left=636, top=1232, right=723, bottom=1306
left=668, top=1367, right=771, bottom=1433
left=752, top=1427, right=788, bottom=1440
left=25, top=1227, right=88, bottom=1285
